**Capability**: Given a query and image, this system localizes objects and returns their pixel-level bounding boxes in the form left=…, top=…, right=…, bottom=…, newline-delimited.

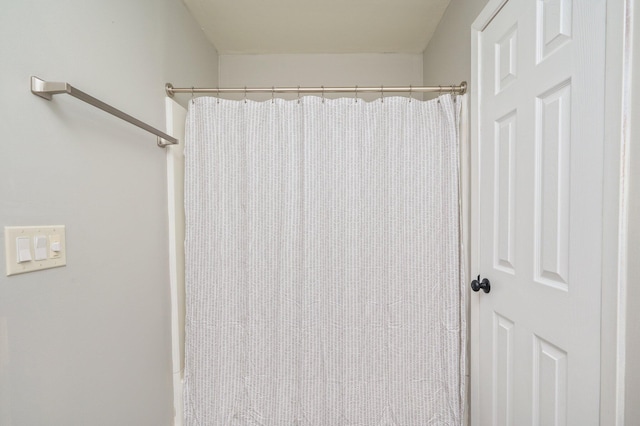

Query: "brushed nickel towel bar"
left=31, top=76, right=177, bottom=148
left=165, top=82, right=467, bottom=97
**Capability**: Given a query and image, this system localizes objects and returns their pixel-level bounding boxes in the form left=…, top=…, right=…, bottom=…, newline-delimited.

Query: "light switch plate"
left=4, top=226, right=66, bottom=276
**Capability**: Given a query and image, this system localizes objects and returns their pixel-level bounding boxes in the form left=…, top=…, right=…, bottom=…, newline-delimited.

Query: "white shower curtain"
left=183, top=95, right=465, bottom=426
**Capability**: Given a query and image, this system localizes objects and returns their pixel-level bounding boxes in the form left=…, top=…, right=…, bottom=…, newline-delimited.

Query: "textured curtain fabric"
left=184, top=95, right=465, bottom=426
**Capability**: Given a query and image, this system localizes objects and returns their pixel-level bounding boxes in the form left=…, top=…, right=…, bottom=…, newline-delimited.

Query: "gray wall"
left=219, top=53, right=423, bottom=102
left=0, top=1, right=217, bottom=425
left=422, top=0, right=490, bottom=94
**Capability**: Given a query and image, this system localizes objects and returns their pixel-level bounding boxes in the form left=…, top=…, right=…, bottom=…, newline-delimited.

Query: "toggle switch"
left=50, top=237, right=61, bottom=258
left=16, top=237, right=32, bottom=263
left=34, top=235, right=47, bottom=261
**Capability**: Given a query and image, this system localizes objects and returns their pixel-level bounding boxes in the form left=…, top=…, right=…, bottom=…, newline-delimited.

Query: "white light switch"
left=34, top=236, right=47, bottom=261
left=5, top=226, right=66, bottom=276
left=50, top=236, right=61, bottom=258
left=16, top=237, right=32, bottom=263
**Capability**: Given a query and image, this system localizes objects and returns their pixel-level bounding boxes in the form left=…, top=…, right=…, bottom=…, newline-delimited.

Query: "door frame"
left=469, top=0, right=632, bottom=424
left=165, top=98, right=188, bottom=426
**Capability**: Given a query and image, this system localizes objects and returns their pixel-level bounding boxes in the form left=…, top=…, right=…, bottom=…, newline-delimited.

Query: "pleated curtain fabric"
left=184, top=95, right=465, bottom=426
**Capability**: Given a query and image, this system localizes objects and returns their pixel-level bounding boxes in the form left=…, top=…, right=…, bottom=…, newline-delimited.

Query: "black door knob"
left=471, top=275, right=491, bottom=293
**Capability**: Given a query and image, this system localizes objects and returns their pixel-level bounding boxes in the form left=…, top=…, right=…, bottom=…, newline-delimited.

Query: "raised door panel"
left=534, top=81, right=571, bottom=291
left=536, top=0, right=572, bottom=63
left=533, top=336, right=568, bottom=426
left=493, top=111, right=518, bottom=274
left=493, top=314, right=514, bottom=426
left=496, top=25, right=518, bottom=94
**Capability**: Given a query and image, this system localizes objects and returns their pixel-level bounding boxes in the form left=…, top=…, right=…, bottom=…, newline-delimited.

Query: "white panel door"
left=474, top=0, right=606, bottom=424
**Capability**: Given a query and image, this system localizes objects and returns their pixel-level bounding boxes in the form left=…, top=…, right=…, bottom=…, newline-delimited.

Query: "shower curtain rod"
left=165, top=81, right=467, bottom=97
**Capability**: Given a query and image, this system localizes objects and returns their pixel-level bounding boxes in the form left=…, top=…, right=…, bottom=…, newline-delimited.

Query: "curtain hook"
left=297, top=86, right=301, bottom=104
left=409, top=84, right=413, bottom=103
left=244, top=86, right=247, bottom=104
left=438, top=85, right=442, bottom=104
left=272, top=86, right=275, bottom=104
left=355, top=85, right=358, bottom=103
left=451, top=84, right=456, bottom=102
left=191, top=86, right=194, bottom=105
left=381, top=84, right=384, bottom=103
left=321, top=85, right=325, bottom=104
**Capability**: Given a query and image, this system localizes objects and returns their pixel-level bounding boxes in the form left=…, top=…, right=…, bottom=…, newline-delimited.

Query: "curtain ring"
left=321, top=85, right=325, bottom=104
left=244, top=86, right=247, bottom=104
left=409, top=84, right=413, bottom=103
left=451, top=84, right=456, bottom=102
left=216, top=87, right=220, bottom=104
left=272, top=86, right=275, bottom=104
left=438, top=85, right=442, bottom=103
left=381, top=85, right=384, bottom=103
left=297, top=85, right=301, bottom=104
left=191, top=86, right=195, bottom=105
left=355, top=85, right=358, bottom=103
